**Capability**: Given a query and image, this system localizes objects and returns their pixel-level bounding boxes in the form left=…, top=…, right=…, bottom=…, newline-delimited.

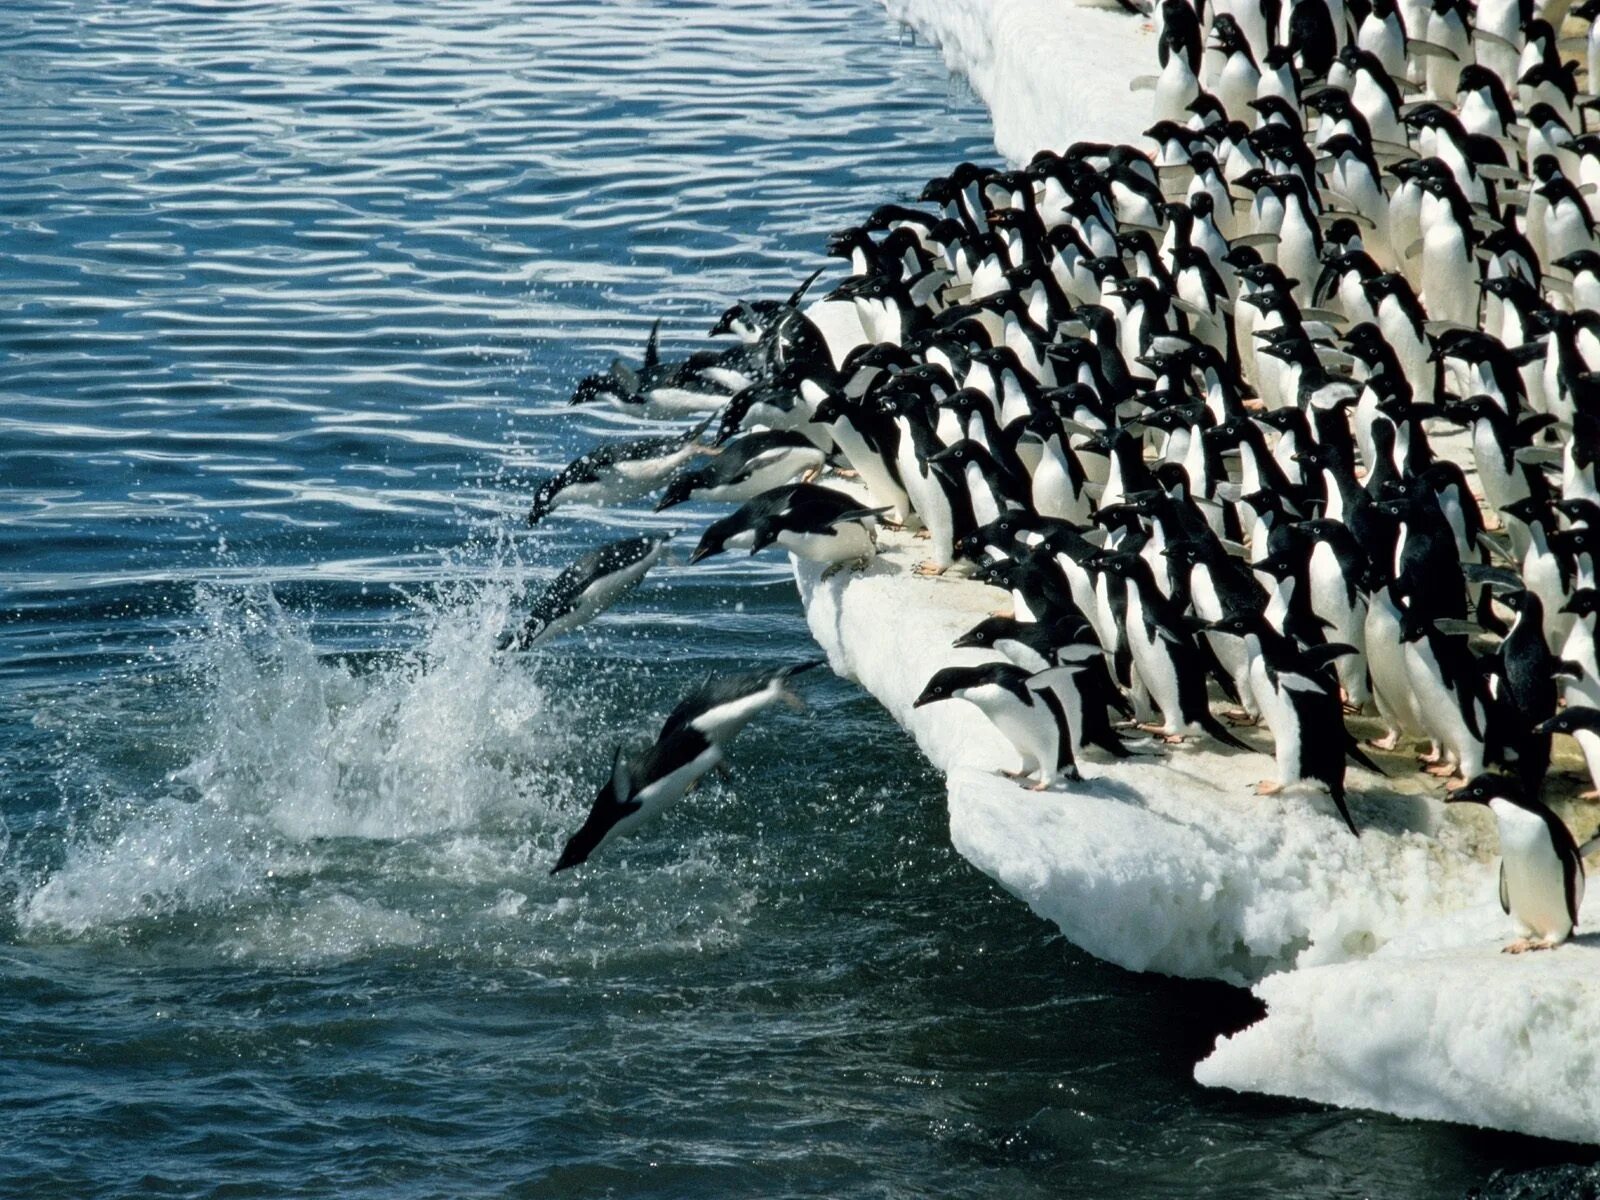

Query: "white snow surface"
left=1196, top=904, right=1600, bottom=1145
left=881, top=0, right=1154, bottom=163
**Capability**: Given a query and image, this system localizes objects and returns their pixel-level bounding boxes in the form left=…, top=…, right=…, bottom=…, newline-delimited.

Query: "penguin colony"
left=524, top=0, right=1600, bottom=952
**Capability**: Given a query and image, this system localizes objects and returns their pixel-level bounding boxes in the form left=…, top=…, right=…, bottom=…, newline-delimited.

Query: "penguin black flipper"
left=1498, top=861, right=1510, bottom=917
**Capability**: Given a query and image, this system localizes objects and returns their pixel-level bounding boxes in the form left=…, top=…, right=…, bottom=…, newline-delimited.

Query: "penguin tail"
left=1345, top=739, right=1387, bottom=777
left=1091, top=730, right=1135, bottom=759
left=1201, top=713, right=1258, bottom=754
left=1329, top=785, right=1362, bottom=839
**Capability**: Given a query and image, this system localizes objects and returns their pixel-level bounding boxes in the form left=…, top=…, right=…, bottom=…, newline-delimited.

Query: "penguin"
left=527, top=425, right=710, bottom=525
left=912, top=662, right=1079, bottom=788
left=689, top=483, right=879, bottom=568
left=1207, top=610, right=1377, bottom=835
left=1095, top=551, right=1256, bottom=750
left=654, top=430, right=825, bottom=511
left=657, top=659, right=823, bottom=745
left=550, top=661, right=821, bottom=873
left=952, top=616, right=1137, bottom=759
left=569, top=321, right=738, bottom=417
left=1446, top=773, right=1586, bottom=952
left=551, top=731, right=722, bottom=873
left=500, top=534, right=672, bottom=651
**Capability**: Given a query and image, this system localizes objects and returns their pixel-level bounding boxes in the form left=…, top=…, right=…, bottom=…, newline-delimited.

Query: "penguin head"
left=1203, top=611, right=1261, bottom=638
left=1555, top=499, right=1600, bottom=528
left=1534, top=707, right=1600, bottom=738
left=1207, top=13, right=1248, bottom=55
left=1443, top=772, right=1524, bottom=808
left=1304, top=87, right=1351, bottom=119
left=1553, top=249, right=1600, bottom=279
left=690, top=510, right=756, bottom=564
left=912, top=663, right=1027, bottom=709
left=1501, top=496, right=1555, bottom=530
left=570, top=373, right=624, bottom=406
left=953, top=615, right=1028, bottom=652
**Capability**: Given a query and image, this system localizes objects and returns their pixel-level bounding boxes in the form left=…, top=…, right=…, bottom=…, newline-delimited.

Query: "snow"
left=1196, top=904, right=1600, bottom=1145
left=881, top=0, right=1155, bottom=163
left=796, top=537, right=1498, bottom=986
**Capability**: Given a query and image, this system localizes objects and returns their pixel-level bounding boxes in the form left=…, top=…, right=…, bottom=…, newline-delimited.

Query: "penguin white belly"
left=1125, top=599, right=1184, bottom=734
left=777, top=522, right=875, bottom=564
left=1403, top=642, right=1484, bottom=776
left=1031, top=448, right=1088, bottom=523
left=710, top=448, right=827, bottom=503
left=1492, top=800, right=1579, bottom=942
left=1249, top=659, right=1299, bottom=786
left=606, top=743, right=723, bottom=849
left=1365, top=593, right=1424, bottom=736
left=971, top=687, right=1056, bottom=783
left=1422, top=223, right=1475, bottom=328
left=826, top=421, right=910, bottom=523
left=1309, top=544, right=1368, bottom=704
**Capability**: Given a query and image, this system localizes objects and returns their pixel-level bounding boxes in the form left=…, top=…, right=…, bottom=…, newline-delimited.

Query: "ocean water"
left=0, top=1, right=1592, bottom=1195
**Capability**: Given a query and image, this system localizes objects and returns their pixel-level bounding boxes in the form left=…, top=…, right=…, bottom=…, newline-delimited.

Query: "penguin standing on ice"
left=913, top=662, right=1079, bottom=789
left=1096, top=551, right=1255, bottom=750
left=1447, top=773, right=1586, bottom=952
left=1208, top=611, right=1376, bottom=836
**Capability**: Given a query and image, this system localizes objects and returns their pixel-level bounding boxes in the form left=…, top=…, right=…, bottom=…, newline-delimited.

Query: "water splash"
left=14, top=580, right=565, bottom=940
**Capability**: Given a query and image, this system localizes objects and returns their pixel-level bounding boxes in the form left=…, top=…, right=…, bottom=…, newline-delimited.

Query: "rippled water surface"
left=1, top=1, right=1592, bottom=1196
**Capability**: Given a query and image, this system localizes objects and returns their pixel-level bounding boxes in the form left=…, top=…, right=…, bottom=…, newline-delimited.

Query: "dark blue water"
left=0, top=1, right=1589, bottom=1195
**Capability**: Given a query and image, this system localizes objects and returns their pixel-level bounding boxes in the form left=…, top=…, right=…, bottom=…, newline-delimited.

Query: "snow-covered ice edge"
left=881, top=0, right=1154, bottom=160
left=815, top=0, right=1600, bottom=1148
left=795, top=543, right=1600, bottom=1142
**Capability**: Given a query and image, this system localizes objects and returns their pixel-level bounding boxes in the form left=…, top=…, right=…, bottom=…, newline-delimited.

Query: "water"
left=0, top=0, right=1592, bottom=1195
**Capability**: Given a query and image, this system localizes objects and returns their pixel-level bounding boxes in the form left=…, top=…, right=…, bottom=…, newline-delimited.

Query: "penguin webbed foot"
left=914, top=561, right=948, bottom=576
left=1502, top=938, right=1558, bottom=954
left=1223, top=709, right=1259, bottom=726
left=1368, top=730, right=1402, bottom=751
left=1254, top=779, right=1284, bottom=796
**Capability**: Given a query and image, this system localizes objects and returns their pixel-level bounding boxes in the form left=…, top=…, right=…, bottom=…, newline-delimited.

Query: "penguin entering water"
left=527, top=424, right=710, bottom=525
left=1447, top=773, right=1587, bottom=952
left=913, top=662, right=1079, bottom=789
left=551, top=661, right=821, bottom=873
left=500, top=534, right=672, bottom=651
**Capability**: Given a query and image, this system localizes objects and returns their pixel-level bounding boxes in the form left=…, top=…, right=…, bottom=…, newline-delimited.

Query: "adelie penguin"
left=655, top=430, right=825, bottom=511
left=913, top=662, right=1079, bottom=789
left=527, top=423, right=710, bottom=525
left=499, top=534, right=672, bottom=651
left=1447, top=773, right=1587, bottom=953
left=689, top=483, right=884, bottom=577
left=550, top=661, right=821, bottom=873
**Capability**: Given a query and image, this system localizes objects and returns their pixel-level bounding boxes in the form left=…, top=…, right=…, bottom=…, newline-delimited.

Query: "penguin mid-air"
left=551, top=661, right=821, bottom=873
left=527, top=424, right=711, bottom=525
left=1447, top=774, right=1587, bottom=952
left=500, top=534, right=673, bottom=651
